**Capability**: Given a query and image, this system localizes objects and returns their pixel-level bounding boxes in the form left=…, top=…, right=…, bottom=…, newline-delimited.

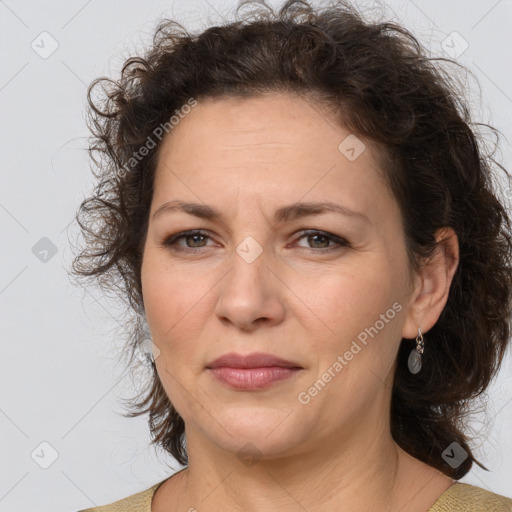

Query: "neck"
left=152, top=382, right=454, bottom=512
left=172, top=423, right=409, bottom=511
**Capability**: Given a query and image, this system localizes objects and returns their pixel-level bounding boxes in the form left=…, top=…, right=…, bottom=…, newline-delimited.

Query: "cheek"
left=141, top=254, right=171, bottom=332
left=303, top=262, right=404, bottom=368
left=307, top=264, right=393, bottom=326
left=141, top=251, right=185, bottom=339
left=302, top=270, right=405, bottom=411
left=140, top=250, right=215, bottom=350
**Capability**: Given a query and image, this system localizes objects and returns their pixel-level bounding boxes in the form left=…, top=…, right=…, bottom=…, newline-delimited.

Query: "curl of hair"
left=71, top=0, right=512, bottom=477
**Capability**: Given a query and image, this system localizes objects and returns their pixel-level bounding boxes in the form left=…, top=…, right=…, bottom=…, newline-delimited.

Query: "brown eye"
left=163, top=230, right=214, bottom=250
left=305, top=233, right=330, bottom=248
left=294, top=230, right=348, bottom=251
left=183, top=233, right=208, bottom=247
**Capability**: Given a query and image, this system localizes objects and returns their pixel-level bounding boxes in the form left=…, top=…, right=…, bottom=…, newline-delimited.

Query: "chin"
left=197, top=408, right=307, bottom=458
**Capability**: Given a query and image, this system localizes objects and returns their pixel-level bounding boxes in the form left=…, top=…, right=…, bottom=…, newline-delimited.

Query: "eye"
left=293, top=230, right=349, bottom=252
left=162, top=230, right=215, bottom=251
left=161, top=229, right=349, bottom=253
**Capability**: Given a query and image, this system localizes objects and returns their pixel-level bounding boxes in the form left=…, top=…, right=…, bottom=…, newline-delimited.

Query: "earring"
left=407, top=327, right=424, bottom=374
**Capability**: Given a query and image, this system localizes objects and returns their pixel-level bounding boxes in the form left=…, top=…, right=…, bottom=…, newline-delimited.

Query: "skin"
left=141, top=92, right=459, bottom=512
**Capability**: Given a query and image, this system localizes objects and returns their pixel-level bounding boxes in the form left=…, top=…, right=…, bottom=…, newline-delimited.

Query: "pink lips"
left=206, top=352, right=303, bottom=390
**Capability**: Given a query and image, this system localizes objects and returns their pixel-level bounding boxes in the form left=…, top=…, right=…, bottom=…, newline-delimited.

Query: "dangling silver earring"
left=407, top=327, right=424, bottom=374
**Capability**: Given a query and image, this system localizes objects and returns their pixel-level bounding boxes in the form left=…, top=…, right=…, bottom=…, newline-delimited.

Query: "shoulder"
left=428, top=482, right=512, bottom=511
left=76, top=481, right=164, bottom=512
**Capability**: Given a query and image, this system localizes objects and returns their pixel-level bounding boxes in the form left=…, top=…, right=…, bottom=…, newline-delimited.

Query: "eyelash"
left=161, top=229, right=349, bottom=253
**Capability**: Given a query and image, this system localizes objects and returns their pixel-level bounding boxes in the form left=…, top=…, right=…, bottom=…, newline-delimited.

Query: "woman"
left=73, top=0, right=512, bottom=510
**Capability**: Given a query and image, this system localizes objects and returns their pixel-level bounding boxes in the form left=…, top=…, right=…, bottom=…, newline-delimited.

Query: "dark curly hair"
left=71, top=0, right=512, bottom=479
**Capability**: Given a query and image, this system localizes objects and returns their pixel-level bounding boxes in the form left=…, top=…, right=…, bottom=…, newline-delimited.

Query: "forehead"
left=158, top=92, right=369, bottom=161
left=152, top=93, right=393, bottom=225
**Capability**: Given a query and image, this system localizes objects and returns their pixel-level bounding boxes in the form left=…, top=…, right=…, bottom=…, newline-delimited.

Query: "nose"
left=214, top=243, right=286, bottom=331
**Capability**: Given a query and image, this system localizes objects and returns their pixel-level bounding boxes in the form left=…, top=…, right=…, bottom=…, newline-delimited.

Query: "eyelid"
left=162, top=229, right=217, bottom=249
left=162, top=228, right=348, bottom=252
left=291, top=229, right=349, bottom=250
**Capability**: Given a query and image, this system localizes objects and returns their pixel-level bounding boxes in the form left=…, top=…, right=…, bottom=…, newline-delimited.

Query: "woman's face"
left=141, top=92, right=420, bottom=459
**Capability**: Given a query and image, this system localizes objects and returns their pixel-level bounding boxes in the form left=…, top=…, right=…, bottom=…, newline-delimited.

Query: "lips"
left=206, top=352, right=303, bottom=390
left=206, top=352, right=302, bottom=370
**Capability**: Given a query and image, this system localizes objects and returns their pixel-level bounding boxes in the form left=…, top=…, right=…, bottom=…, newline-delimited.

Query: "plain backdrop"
left=1, top=0, right=511, bottom=510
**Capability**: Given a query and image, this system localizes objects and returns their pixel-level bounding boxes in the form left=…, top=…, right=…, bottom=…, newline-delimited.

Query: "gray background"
left=1, top=0, right=511, bottom=510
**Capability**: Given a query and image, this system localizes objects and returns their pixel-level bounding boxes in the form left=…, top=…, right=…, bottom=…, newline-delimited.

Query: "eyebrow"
left=152, top=200, right=370, bottom=224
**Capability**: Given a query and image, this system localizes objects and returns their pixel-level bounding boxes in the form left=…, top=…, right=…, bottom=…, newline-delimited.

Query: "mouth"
left=206, top=352, right=303, bottom=390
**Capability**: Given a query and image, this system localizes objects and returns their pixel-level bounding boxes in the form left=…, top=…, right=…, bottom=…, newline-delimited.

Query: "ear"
left=401, top=227, right=460, bottom=339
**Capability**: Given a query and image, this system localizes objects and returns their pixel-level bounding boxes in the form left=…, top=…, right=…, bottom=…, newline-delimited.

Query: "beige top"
left=77, top=480, right=512, bottom=511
